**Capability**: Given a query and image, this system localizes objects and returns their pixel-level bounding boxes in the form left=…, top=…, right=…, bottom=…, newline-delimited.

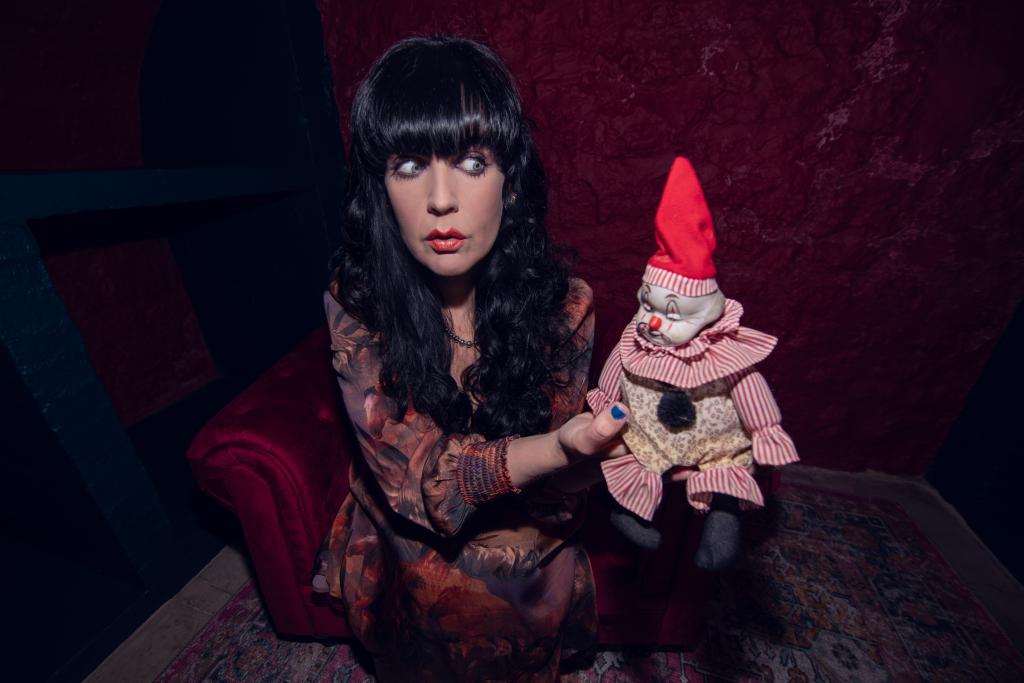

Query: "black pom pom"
left=658, top=390, right=696, bottom=429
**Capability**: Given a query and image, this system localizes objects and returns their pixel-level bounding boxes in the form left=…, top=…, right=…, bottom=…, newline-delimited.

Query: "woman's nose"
left=427, top=166, right=458, bottom=216
left=648, top=315, right=662, bottom=331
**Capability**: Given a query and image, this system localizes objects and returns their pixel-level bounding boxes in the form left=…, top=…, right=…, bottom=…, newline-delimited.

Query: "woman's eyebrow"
left=664, top=293, right=680, bottom=300
left=451, top=146, right=489, bottom=158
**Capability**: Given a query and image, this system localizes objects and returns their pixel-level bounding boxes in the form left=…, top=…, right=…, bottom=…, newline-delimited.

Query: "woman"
left=316, top=36, right=629, bottom=681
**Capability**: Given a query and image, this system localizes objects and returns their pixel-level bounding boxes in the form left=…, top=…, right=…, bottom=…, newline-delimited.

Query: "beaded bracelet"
left=458, top=434, right=522, bottom=506
left=496, top=434, right=523, bottom=496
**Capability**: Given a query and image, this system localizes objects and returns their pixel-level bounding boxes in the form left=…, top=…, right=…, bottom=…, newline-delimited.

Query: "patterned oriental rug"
left=157, top=484, right=1024, bottom=682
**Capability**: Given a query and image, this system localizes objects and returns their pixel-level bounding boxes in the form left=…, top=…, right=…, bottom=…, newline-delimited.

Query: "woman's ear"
left=502, top=171, right=522, bottom=208
left=503, top=178, right=518, bottom=204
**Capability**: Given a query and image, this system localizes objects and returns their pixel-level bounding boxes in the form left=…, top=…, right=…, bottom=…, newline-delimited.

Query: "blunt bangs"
left=353, top=37, right=524, bottom=173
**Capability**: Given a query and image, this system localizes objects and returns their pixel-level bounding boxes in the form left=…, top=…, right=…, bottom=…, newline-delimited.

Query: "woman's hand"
left=556, top=403, right=631, bottom=462
left=506, top=403, right=630, bottom=489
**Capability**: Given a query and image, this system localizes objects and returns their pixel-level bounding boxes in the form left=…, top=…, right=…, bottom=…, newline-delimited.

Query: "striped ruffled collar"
left=620, top=299, right=777, bottom=388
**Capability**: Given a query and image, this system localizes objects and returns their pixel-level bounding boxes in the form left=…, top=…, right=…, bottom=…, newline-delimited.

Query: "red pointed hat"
left=644, top=156, right=719, bottom=296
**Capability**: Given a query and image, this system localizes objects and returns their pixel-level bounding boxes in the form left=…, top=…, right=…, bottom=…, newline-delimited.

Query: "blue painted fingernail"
left=611, top=405, right=625, bottom=420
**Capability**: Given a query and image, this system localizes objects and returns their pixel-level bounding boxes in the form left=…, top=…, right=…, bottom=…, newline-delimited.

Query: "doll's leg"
left=602, top=456, right=664, bottom=549
left=694, top=494, right=742, bottom=571
left=311, top=535, right=330, bottom=593
left=609, top=506, right=662, bottom=549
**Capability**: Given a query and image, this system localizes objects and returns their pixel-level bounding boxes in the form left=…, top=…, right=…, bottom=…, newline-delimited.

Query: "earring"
left=506, top=192, right=518, bottom=206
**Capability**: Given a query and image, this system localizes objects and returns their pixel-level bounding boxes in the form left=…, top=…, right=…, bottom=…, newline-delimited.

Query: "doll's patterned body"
left=619, top=372, right=753, bottom=477
left=590, top=299, right=796, bottom=524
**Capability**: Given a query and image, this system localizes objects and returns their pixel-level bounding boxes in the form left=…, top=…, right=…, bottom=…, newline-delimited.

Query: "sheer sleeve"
left=547, top=279, right=596, bottom=427
left=325, top=291, right=519, bottom=539
left=519, top=279, right=596, bottom=523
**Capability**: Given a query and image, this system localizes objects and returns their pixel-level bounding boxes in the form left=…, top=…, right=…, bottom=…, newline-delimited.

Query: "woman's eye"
left=457, top=155, right=487, bottom=176
left=666, top=301, right=681, bottom=320
left=392, top=158, right=423, bottom=178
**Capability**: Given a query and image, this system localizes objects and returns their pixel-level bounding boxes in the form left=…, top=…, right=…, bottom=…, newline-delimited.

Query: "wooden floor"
left=85, top=465, right=1024, bottom=681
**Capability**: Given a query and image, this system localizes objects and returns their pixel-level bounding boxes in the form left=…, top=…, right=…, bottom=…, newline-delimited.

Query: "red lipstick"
left=426, top=228, right=466, bottom=253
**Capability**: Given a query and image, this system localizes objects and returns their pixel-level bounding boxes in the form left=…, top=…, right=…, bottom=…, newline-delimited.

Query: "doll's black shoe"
left=610, top=508, right=662, bottom=549
left=311, top=540, right=330, bottom=593
left=694, top=494, right=742, bottom=571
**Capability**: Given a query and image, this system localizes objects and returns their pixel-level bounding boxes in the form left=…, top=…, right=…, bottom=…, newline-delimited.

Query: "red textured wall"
left=1, top=1, right=218, bottom=425
left=318, top=0, right=1024, bottom=474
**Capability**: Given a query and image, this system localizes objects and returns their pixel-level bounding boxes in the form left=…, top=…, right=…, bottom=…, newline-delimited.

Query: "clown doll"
left=587, top=157, right=799, bottom=571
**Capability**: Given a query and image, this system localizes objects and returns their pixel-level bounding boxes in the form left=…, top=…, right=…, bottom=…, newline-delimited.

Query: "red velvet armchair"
left=187, top=324, right=772, bottom=645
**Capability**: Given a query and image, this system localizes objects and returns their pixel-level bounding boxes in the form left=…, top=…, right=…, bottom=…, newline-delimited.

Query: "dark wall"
left=1, top=0, right=218, bottom=426
left=140, top=0, right=346, bottom=378
left=928, top=300, right=1024, bottom=582
left=1, top=1, right=157, bottom=170
left=1, top=1, right=345, bottom=680
left=318, top=0, right=1024, bottom=475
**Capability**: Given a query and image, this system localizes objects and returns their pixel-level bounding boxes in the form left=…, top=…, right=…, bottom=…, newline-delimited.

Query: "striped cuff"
left=686, top=464, right=764, bottom=512
left=457, top=435, right=522, bottom=506
left=751, top=424, right=800, bottom=466
left=601, top=454, right=663, bottom=521
left=586, top=387, right=613, bottom=414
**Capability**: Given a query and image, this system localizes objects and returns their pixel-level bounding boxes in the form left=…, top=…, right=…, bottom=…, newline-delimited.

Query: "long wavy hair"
left=330, top=36, right=582, bottom=439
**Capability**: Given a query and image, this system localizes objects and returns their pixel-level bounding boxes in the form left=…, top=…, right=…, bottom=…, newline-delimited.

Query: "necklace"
left=442, top=321, right=477, bottom=348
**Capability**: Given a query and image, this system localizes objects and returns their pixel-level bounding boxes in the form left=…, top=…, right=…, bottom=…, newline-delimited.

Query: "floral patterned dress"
left=317, top=278, right=597, bottom=682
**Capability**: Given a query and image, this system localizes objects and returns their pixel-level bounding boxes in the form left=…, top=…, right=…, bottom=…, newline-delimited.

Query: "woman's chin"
left=420, top=255, right=480, bottom=280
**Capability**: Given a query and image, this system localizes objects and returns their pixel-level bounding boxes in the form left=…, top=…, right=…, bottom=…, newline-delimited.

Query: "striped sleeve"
left=586, top=348, right=624, bottom=414
left=729, top=368, right=799, bottom=466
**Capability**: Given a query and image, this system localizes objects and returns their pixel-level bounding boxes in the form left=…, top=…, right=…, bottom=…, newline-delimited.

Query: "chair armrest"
left=186, top=326, right=353, bottom=592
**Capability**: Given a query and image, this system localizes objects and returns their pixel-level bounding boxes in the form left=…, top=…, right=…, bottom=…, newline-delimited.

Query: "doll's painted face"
left=385, top=148, right=506, bottom=280
left=635, top=283, right=725, bottom=346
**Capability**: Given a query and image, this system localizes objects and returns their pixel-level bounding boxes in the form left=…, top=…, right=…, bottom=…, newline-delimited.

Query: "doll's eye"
left=639, top=291, right=653, bottom=312
left=666, top=300, right=681, bottom=320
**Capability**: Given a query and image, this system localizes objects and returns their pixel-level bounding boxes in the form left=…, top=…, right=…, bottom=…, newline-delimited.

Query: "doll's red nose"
left=649, top=316, right=662, bottom=331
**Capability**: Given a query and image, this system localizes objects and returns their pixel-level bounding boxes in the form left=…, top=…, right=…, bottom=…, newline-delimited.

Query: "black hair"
left=330, top=35, right=580, bottom=439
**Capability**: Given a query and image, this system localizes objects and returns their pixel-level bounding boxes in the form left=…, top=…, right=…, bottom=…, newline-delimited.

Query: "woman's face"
left=385, top=148, right=506, bottom=280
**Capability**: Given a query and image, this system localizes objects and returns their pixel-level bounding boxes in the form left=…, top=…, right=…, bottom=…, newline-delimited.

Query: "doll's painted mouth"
left=637, top=322, right=671, bottom=345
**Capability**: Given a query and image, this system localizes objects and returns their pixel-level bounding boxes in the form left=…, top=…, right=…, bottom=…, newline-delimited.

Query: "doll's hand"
left=665, top=461, right=756, bottom=483
left=557, top=403, right=631, bottom=462
left=665, top=466, right=697, bottom=483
